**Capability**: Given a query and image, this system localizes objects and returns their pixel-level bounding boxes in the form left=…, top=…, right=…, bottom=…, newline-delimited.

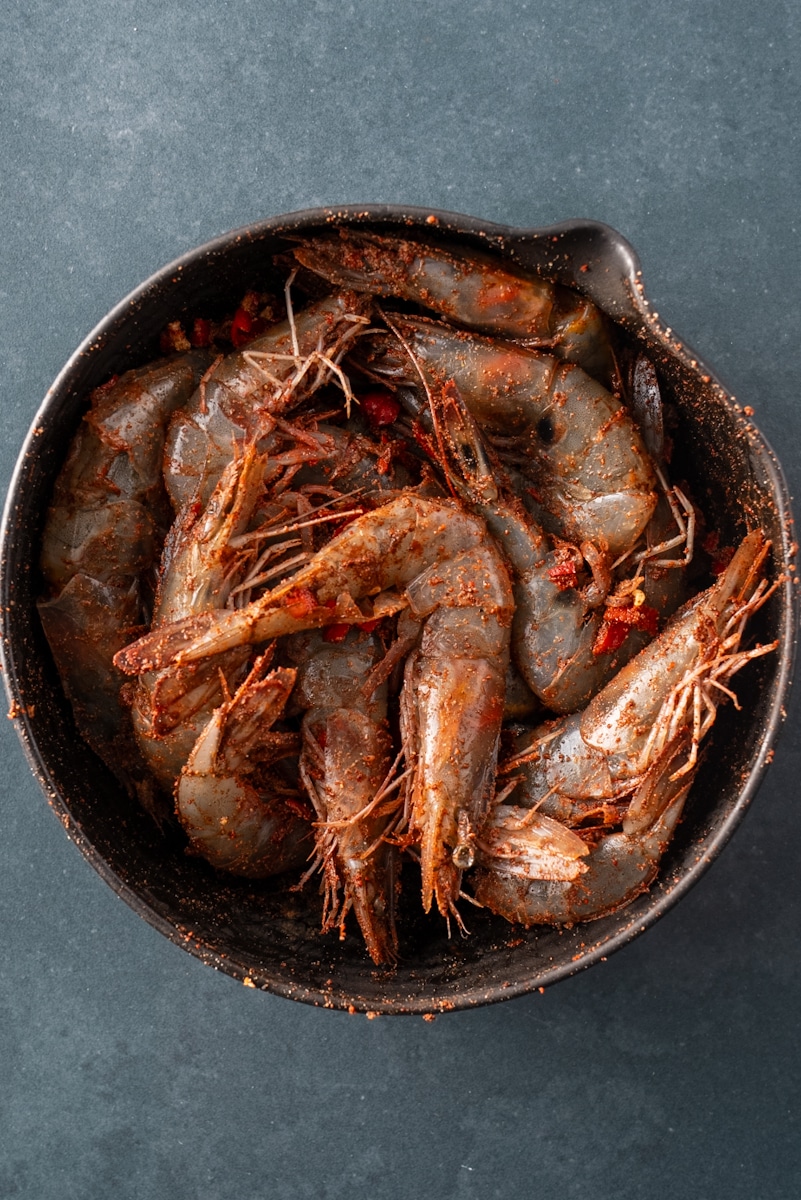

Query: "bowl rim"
left=2, top=204, right=798, bottom=1014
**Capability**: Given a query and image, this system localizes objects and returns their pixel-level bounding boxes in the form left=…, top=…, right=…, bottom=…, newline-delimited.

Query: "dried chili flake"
left=593, top=603, right=659, bottom=656
left=362, top=390, right=401, bottom=429
left=548, top=561, right=579, bottom=591
left=230, top=307, right=254, bottom=347
left=607, top=603, right=659, bottom=634
left=592, top=620, right=630, bottom=656
left=230, top=293, right=270, bottom=348
left=323, top=623, right=351, bottom=643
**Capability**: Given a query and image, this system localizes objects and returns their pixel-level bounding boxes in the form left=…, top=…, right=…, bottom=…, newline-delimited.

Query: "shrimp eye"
left=536, top=415, right=557, bottom=445
left=452, top=842, right=475, bottom=870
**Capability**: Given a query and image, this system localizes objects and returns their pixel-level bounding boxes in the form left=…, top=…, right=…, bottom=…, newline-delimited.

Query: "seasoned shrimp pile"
left=38, top=232, right=779, bottom=964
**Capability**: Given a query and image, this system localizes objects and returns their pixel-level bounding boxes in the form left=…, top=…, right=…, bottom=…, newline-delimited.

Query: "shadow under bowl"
left=1, top=205, right=797, bottom=1014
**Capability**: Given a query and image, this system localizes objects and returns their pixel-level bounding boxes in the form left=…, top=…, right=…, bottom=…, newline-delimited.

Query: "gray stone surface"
left=1, top=2, right=799, bottom=1197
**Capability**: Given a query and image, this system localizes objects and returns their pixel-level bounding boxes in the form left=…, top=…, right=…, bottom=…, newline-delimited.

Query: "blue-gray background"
left=2, top=2, right=799, bottom=1197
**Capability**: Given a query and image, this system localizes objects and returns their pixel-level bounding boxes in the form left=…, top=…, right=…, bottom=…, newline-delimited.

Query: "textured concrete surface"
left=1, top=2, right=799, bottom=1197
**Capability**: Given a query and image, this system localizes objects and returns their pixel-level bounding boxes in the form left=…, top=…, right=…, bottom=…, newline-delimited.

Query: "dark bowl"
left=2, top=206, right=797, bottom=1014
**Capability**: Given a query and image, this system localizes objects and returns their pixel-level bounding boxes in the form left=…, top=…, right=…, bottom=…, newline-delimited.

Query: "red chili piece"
left=547, top=561, right=579, bottom=591
left=362, top=390, right=401, bottom=429
left=592, top=621, right=630, bottom=656
left=593, top=603, right=659, bottom=656
left=230, top=307, right=254, bottom=348
left=230, top=293, right=270, bottom=348
left=323, top=623, right=351, bottom=643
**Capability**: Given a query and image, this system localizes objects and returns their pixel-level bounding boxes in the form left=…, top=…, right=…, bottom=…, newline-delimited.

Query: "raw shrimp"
left=397, top=360, right=632, bottom=713
left=293, top=228, right=616, bottom=381
left=164, top=293, right=371, bottom=510
left=400, top=600, right=510, bottom=917
left=587, top=348, right=696, bottom=660
left=38, top=351, right=212, bottom=800
left=176, top=654, right=310, bottom=876
left=472, top=757, right=691, bottom=925
left=132, top=443, right=268, bottom=792
left=113, top=495, right=506, bottom=670
left=115, top=494, right=515, bottom=918
left=472, top=529, right=778, bottom=924
left=288, top=629, right=398, bottom=964
left=355, top=315, right=657, bottom=558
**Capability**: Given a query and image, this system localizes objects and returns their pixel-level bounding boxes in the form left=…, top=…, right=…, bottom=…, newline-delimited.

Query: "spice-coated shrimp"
left=396, top=356, right=631, bottom=713
left=472, top=529, right=778, bottom=924
left=115, top=495, right=515, bottom=918
left=176, top=654, right=310, bottom=877
left=355, top=315, right=657, bottom=559
left=131, top=443, right=268, bottom=792
left=293, top=228, right=616, bottom=382
left=289, top=629, right=398, bottom=964
left=38, top=351, right=211, bottom=805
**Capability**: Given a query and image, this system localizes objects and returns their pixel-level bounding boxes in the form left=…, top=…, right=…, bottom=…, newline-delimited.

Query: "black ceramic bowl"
left=2, top=206, right=797, bottom=1014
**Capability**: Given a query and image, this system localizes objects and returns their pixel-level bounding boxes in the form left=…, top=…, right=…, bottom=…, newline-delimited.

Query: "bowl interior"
left=2, top=207, right=796, bottom=1013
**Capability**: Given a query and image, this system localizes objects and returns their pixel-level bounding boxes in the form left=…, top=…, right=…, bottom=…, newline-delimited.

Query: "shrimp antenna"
left=375, top=306, right=462, bottom=500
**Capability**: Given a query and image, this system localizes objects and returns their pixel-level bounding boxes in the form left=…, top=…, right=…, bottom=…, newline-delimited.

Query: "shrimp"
left=400, top=600, right=510, bottom=918
left=472, top=757, right=691, bottom=925
left=37, top=351, right=212, bottom=804
left=113, top=495, right=506, bottom=670
left=176, top=655, right=310, bottom=877
left=472, top=529, right=778, bottom=924
left=404, top=367, right=639, bottom=713
left=588, top=348, right=696, bottom=659
left=131, top=442, right=269, bottom=792
left=292, top=228, right=616, bottom=382
left=114, top=495, right=515, bottom=919
left=164, top=292, right=372, bottom=510
left=288, top=629, right=398, bottom=964
left=354, top=315, right=657, bottom=558
left=129, top=436, right=354, bottom=792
